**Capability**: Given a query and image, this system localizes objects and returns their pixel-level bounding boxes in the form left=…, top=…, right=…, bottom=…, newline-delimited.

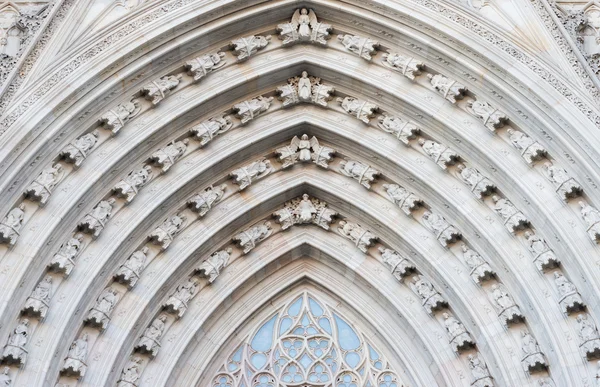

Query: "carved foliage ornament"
left=276, top=135, right=335, bottom=169
left=277, top=8, right=332, bottom=46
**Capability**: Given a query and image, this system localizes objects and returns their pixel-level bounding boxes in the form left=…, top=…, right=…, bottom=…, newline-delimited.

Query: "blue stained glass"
left=301, top=313, right=310, bottom=327
left=345, top=352, right=361, bottom=368
left=309, top=298, right=324, bottom=316
left=279, top=317, right=292, bottom=335
left=251, top=353, right=267, bottom=369
left=300, top=353, right=312, bottom=369
left=334, top=314, right=361, bottom=350
left=318, top=317, right=332, bottom=334
left=368, top=345, right=379, bottom=360
left=288, top=297, right=302, bottom=316
left=251, top=315, right=277, bottom=352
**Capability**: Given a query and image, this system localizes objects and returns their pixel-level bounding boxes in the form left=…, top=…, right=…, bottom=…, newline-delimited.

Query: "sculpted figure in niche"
left=577, top=313, right=600, bottom=359
left=185, top=51, right=226, bottom=82
left=377, top=114, right=419, bottom=145
left=113, top=165, right=153, bottom=203
left=135, top=314, right=167, bottom=358
left=187, top=184, right=227, bottom=217
left=149, top=139, right=189, bottom=173
left=378, top=247, right=415, bottom=281
left=148, top=213, right=187, bottom=250
left=164, top=277, right=201, bottom=318
left=418, top=138, right=459, bottom=170
left=230, top=35, right=271, bottom=61
left=520, top=330, right=547, bottom=373
left=117, top=356, right=143, bottom=387
left=457, top=164, right=495, bottom=198
left=85, top=287, right=119, bottom=330
left=276, top=72, right=334, bottom=107
left=276, top=135, right=335, bottom=169
left=233, top=221, right=273, bottom=254
left=197, top=248, right=233, bottom=283
left=23, top=163, right=64, bottom=206
left=554, top=272, right=585, bottom=314
left=277, top=8, right=332, bottom=46
left=467, top=353, right=494, bottom=387
left=0, top=367, right=10, bottom=387
left=339, top=159, right=380, bottom=189
left=61, top=333, right=89, bottom=378
left=524, top=231, right=559, bottom=271
left=579, top=201, right=600, bottom=243
left=542, top=162, right=582, bottom=200
left=0, top=204, right=25, bottom=246
left=273, top=195, right=337, bottom=231
left=60, top=130, right=100, bottom=168
left=22, top=275, right=53, bottom=319
left=492, top=195, right=529, bottom=232
left=422, top=210, right=461, bottom=247
left=337, top=34, right=378, bottom=60
left=381, top=52, right=424, bottom=80
left=466, top=100, right=507, bottom=131
left=382, top=183, right=421, bottom=216
left=48, top=234, right=85, bottom=275
left=78, top=198, right=116, bottom=238
left=337, top=220, right=377, bottom=253
left=230, top=159, right=273, bottom=190
left=99, top=100, right=140, bottom=134
left=490, top=283, right=524, bottom=326
left=443, top=312, right=475, bottom=353
left=337, top=96, right=378, bottom=123
left=1, top=319, right=29, bottom=365
left=114, top=247, right=149, bottom=289
left=233, top=95, right=273, bottom=124
left=461, top=243, right=495, bottom=284
left=506, top=128, right=546, bottom=164
left=411, top=275, right=447, bottom=314
left=427, top=74, right=466, bottom=103
left=190, top=115, right=233, bottom=147
left=141, top=74, right=181, bottom=105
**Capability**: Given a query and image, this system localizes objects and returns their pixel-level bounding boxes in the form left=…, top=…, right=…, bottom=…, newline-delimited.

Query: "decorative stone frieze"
left=189, top=115, right=233, bottom=146
left=61, top=333, right=88, bottom=378
left=492, top=195, right=529, bottom=232
left=77, top=198, right=116, bottom=238
left=337, top=34, right=378, bottom=60
left=506, top=129, right=546, bottom=164
left=427, top=74, right=466, bottom=103
left=233, top=220, right=273, bottom=254
left=520, top=330, right=547, bottom=373
left=411, top=275, right=447, bottom=314
left=149, top=139, right=189, bottom=173
left=230, top=158, right=273, bottom=190
left=443, top=312, right=475, bottom=353
left=542, top=162, right=582, bottom=200
left=84, top=287, right=120, bottom=330
left=184, top=52, right=226, bottom=82
left=114, top=247, right=149, bottom=289
left=276, top=135, right=335, bottom=169
left=381, top=52, right=424, bottom=80
left=230, top=35, right=271, bottom=61
left=577, top=313, right=600, bottom=359
left=461, top=244, right=495, bottom=284
left=377, top=114, right=419, bottom=145
left=337, top=220, right=377, bottom=253
left=457, top=164, right=495, bottom=198
left=135, top=315, right=167, bottom=358
left=23, top=163, right=64, bottom=206
left=468, top=353, right=494, bottom=387
left=273, top=194, right=337, bottom=231
left=187, top=185, right=227, bottom=217
left=59, top=130, right=99, bottom=168
left=277, top=9, right=332, bottom=46
left=490, top=283, right=524, bottom=326
left=466, top=100, right=507, bottom=131
left=337, top=96, right=378, bottom=123
left=339, top=159, right=379, bottom=189
left=418, top=138, right=459, bottom=170
left=148, top=213, right=187, bottom=250
left=113, top=165, right=153, bottom=203
left=382, top=183, right=421, bottom=216
left=99, top=100, right=141, bottom=135
left=196, top=248, right=233, bottom=283
left=276, top=72, right=334, bottom=107
left=378, top=247, right=415, bottom=281
left=554, top=272, right=585, bottom=314
left=233, top=96, right=273, bottom=124
left=422, top=210, right=461, bottom=247
left=0, top=204, right=25, bottom=246
left=524, top=231, right=560, bottom=271
left=48, top=234, right=85, bottom=276
left=1, top=319, right=29, bottom=366
left=141, top=75, right=181, bottom=105
left=163, top=277, right=201, bottom=318
left=22, top=275, right=52, bottom=319
left=579, top=201, right=600, bottom=243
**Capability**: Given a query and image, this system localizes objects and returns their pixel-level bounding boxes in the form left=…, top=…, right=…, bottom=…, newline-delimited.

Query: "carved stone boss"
left=276, top=135, right=335, bottom=169
left=273, top=194, right=337, bottom=231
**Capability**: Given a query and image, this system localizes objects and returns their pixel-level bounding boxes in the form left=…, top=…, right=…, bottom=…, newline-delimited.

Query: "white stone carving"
left=59, top=130, right=99, bottom=168
left=467, top=100, right=507, bottom=131
left=141, top=74, right=181, bottom=105
left=554, top=272, right=585, bottom=314
left=492, top=195, right=529, bottom=232
left=422, top=210, right=461, bottom=247
left=78, top=198, right=115, bottom=238
left=418, top=138, right=459, bottom=170
left=382, top=183, right=421, bottom=216
left=490, top=283, right=524, bottom=326
left=377, top=115, right=419, bottom=145
left=337, top=96, right=378, bottom=123
left=381, top=52, right=424, bottom=80
left=506, top=129, right=546, bottom=164
left=579, top=3, right=600, bottom=71
left=427, top=74, right=466, bottom=103
left=233, top=221, right=273, bottom=254
left=117, top=356, right=143, bottom=387
left=22, top=275, right=52, bottom=319
left=187, top=184, right=227, bottom=217
left=277, top=8, right=332, bottom=46
left=84, top=287, right=119, bottom=330
left=461, top=243, right=495, bottom=284
left=197, top=248, right=233, bottom=283
left=0, top=367, right=10, bottom=386
left=233, top=96, right=273, bottom=124
left=148, top=213, right=186, bottom=250
left=273, top=194, right=337, bottom=231
left=23, top=164, right=64, bottom=205
left=537, top=378, right=555, bottom=387
left=520, top=330, right=547, bottom=373
left=61, top=333, right=88, bottom=378
left=48, top=234, right=85, bottom=276
left=443, top=312, right=475, bottom=353
left=189, top=115, right=233, bottom=146
left=524, top=231, right=559, bottom=271
left=579, top=201, right=600, bottom=243
left=276, top=72, right=334, bottom=107
left=99, top=100, right=141, bottom=134
left=114, top=247, right=149, bottom=289
left=378, top=247, right=415, bottom=281
left=230, top=158, right=273, bottom=190
left=339, top=159, right=380, bottom=189
left=337, top=34, right=378, bottom=60
left=184, top=51, right=226, bottom=82
left=149, top=139, right=189, bottom=173
left=468, top=353, right=494, bottom=387
left=577, top=313, right=600, bottom=359
left=112, top=165, right=153, bottom=202
left=0, top=204, right=25, bottom=246
left=276, top=135, right=335, bottom=169
left=1, top=319, right=29, bottom=365
left=135, top=314, right=167, bottom=358
left=164, top=277, right=201, bottom=318
left=337, top=220, right=377, bottom=253
left=230, top=35, right=270, bottom=61
left=542, top=162, right=582, bottom=200
left=457, top=164, right=495, bottom=198
left=411, top=275, right=447, bottom=314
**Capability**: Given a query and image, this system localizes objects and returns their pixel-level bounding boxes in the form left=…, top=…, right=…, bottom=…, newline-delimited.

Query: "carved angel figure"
left=114, top=247, right=149, bottom=289
left=418, top=138, right=459, bottom=170
left=117, top=356, right=143, bottom=387
left=233, top=221, right=273, bottom=254
left=141, top=74, right=181, bottom=105
left=381, top=52, right=424, bottom=80
left=185, top=51, right=226, bottom=82
left=0, top=204, right=25, bottom=246
left=427, top=74, right=466, bottom=103
left=520, top=330, right=547, bottom=373
left=542, top=162, right=581, bottom=200
left=422, top=210, right=461, bottom=247
left=577, top=314, right=600, bottom=359
left=135, top=315, right=167, bottom=358
left=506, top=128, right=546, bottom=164
left=378, top=247, right=415, bottom=281
left=411, top=275, right=447, bottom=314
left=467, top=354, right=494, bottom=387
left=276, top=135, right=335, bottom=169
left=339, top=159, right=380, bottom=189
left=230, top=158, right=273, bottom=190
left=524, top=231, right=559, bottom=271
left=377, top=115, right=419, bottom=145
left=197, top=248, right=233, bottom=283
left=492, top=195, right=529, bottom=232
left=61, top=333, right=89, bottom=378
left=0, top=367, right=10, bottom=387
left=149, top=139, right=189, bottom=172
left=277, top=8, right=332, bottom=45
left=457, top=164, right=495, bottom=198
left=22, top=275, right=53, bottom=319
left=78, top=198, right=116, bottom=238
left=230, top=35, right=271, bottom=61
left=554, top=272, right=585, bottom=314
left=461, top=243, right=494, bottom=284
left=148, top=213, right=186, bottom=250
left=23, top=163, right=64, bottom=205
left=1, top=319, right=29, bottom=365
left=443, top=312, right=474, bottom=353
left=337, top=34, right=379, bottom=60
left=112, top=165, right=153, bottom=203
left=382, top=183, right=421, bottom=216
left=276, top=72, right=334, bottom=107
left=188, top=184, right=227, bottom=217
left=60, top=130, right=100, bottom=168
left=579, top=201, right=600, bottom=243
left=99, top=100, right=140, bottom=134
left=467, top=100, right=507, bottom=131
left=189, top=115, right=233, bottom=147
left=337, top=220, right=377, bottom=253
left=490, top=283, right=524, bottom=326
left=273, top=195, right=337, bottom=231
left=337, top=96, right=378, bottom=124
left=85, top=287, right=120, bottom=330
left=233, top=95, right=273, bottom=124
left=164, top=277, right=201, bottom=318
left=48, top=234, right=85, bottom=275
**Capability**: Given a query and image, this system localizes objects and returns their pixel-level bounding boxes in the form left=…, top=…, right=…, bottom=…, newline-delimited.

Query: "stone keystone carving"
left=506, top=129, right=546, bottom=164
left=337, top=34, right=379, bottom=60
left=233, top=95, right=273, bottom=124
left=457, top=164, right=495, bottom=198
left=273, top=194, right=337, bottom=231
left=378, top=247, right=415, bottom=281
left=461, top=244, right=495, bottom=284
left=381, top=52, right=424, bottom=80
left=60, top=130, right=100, bottom=168
left=0, top=367, right=10, bottom=386
left=61, top=333, right=88, bottom=378
left=48, top=234, right=85, bottom=276
left=99, top=99, right=141, bottom=134
left=276, top=135, right=335, bottom=169
left=339, top=159, right=380, bottom=189
left=189, top=115, right=233, bottom=147
left=277, top=8, right=332, bottom=46
left=112, top=165, right=153, bottom=203
left=337, top=221, right=377, bottom=253
left=276, top=72, right=335, bottom=107
left=490, top=283, right=524, bottom=326
left=377, top=115, right=419, bottom=145
left=230, top=35, right=271, bottom=61
left=468, top=353, right=494, bottom=387
left=1, top=319, right=29, bottom=365
left=230, top=158, right=273, bottom=190
left=197, top=248, right=233, bottom=283
left=117, top=356, right=143, bottom=387
left=427, top=74, right=466, bottom=103
left=467, top=100, right=507, bottom=131
left=141, top=74, right=181, bottom=105
left=135, top=315, right=167, bottom=358
left=542, top=162, right=582, bottom=200
left=554, top=272, right=585, bottom=314
left=184, top=51, right=226, bottom=82
left=383, top=183, right=421, bottom=216
left=422, top=210, right=461, bottom=247
left=0, top=204, right=25, bottom=246
left=411, top=275, right=447, bottom=314
left=148, top=213, right=187, bottom=250
left=114, top=247, right=149, bottom=289
left=520, top=330, right=547, bottom=373
left=492, top=195, right=529, bottom=232
left=337, top=96, right=378, bottom=123
left=187, top=185, right=227, bottom=217
left=579, top=201, right=600, bottom=243
left=233, top=221, right=273, bottom=254
left=23, top=163, right=64, bottom=206
left=418, top=138, right=459, bottom=170
left=78, top=198, right=116, bottom=238
left=163, top=277, right=201, bottom=318
left=524, top=231, right=559, bottom=271
left=577, top=314, right=600, bottom=359
left=149, top=139, right=189, bottom=173
left=84, top=287, right=120, bottom=330
left=22, top=275, right=53, bottom=319
left=443, top=312, right=475, bottom=353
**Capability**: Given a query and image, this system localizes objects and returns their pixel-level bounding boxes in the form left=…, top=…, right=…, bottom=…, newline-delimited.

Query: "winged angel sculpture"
left=277, top=8, right=332, bottom=46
